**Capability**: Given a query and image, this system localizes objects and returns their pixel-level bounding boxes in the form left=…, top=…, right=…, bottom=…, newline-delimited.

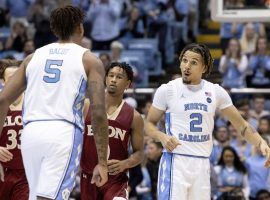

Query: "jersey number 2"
left=190, top=113, right=202, bottom=132
left=43, top=60, right=63, bottom=83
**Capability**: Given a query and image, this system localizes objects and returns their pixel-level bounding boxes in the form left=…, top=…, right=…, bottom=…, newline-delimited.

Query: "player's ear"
left=78, top=23, right=84, bottom=37
left=202, top=65, right=207, bottom=73
left=126, top=80, right=131, bottom=89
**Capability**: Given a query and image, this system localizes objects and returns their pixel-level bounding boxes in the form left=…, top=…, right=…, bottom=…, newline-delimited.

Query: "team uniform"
left=0, top=109, right=28, bottom=200
left=153, top=78, right=232, bottom=200
left=21, top=43, right=88, bottom=200
left=80, top=101, right=133, bottom=200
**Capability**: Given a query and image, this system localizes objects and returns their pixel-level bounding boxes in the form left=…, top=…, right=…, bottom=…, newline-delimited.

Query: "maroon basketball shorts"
left=81, top=170, right=128, bottom=200
left=0, top=168, right=29, bottom=200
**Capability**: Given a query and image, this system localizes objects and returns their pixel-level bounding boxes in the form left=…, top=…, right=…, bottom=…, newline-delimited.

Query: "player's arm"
left=83, top=51, right=108, bottom=186
left=0, top=55, right=32, bottom=135
left=146, top=106, right=180, bottom=152
left=84, top=51, right=108, bottom=166
left=221, top=105, right=270, bottom=167
left=83, top=98, right=90, bottom=119
left=108, top=110, right=144, bottom=175
left=127, top=110, right=144, bottom=167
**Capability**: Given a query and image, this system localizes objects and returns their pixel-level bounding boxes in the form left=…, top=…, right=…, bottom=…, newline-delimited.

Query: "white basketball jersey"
left=153, top=78, right=232, bottom=157
left=23, top=43, right=88, bottom=130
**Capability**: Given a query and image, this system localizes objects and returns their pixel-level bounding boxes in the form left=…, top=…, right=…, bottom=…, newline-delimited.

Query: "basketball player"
left=80, top=62, right=144, bottom=200
left=0, top=59, right=29, bottom=200
left=145, top=43, right=270, bottom=200
left=0, top=6, right=109, bottom=200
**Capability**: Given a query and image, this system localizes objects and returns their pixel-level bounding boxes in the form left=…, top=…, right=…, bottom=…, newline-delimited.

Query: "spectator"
left=250, top=94, right=270, bottom=120
left=256, top=189, right=270, bottom=200
left=219, top=38, right=248, bottom=89
left=246, top=137, right=270, bottom=200
left=240, top=23, right=259, bottom=55
left=210, top=126, right=230, bottom=165
left=13, top=39, right=35, bottom=60
left=5, top=21, right=28, bottom=52
left=214, top=146, right=249, bottom=199
left=146, top=140, right=163, bottom=200
left=247, top=37, right=270, bottom=88
left=258, top=116, right=270, bottom=141
left=220, top=22, right=244, bottom=54
left=119, top=6, right=145, bottom=46
left=87, top=0, right=121, bottom=50
left=235, top=98, right=258, bottom=129
left=99, top=52, right=111, bottom=70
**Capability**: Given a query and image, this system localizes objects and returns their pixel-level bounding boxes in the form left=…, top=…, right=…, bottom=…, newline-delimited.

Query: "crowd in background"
left=0, top=0, right=270, bottom=200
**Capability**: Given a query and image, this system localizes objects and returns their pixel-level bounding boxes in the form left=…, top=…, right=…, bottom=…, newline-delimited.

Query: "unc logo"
left=62, top=188, right=70, bottom=200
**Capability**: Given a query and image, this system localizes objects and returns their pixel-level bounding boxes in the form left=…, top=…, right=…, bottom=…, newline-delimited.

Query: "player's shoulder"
left=203, top=79, right=224, bottom=92
left=157, top=78, right=181, bottom=91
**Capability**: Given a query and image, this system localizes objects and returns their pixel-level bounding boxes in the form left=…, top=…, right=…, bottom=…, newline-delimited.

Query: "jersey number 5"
left=190, top=113, right=202, bottom=132
left=43, top=59, right=63, bottom=83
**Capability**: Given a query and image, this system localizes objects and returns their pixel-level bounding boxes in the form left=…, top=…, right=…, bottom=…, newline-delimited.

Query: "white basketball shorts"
left=158, top=152, right=210, bottom=200
left=21, top=120, right=83, bottom=200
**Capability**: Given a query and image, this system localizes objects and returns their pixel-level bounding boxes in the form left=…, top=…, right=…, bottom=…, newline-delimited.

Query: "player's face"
left=3, top=67, right=18, bottom=83
left=180, top=50, right=206, bottom=85
left=106, top=67, right=130, bottom=95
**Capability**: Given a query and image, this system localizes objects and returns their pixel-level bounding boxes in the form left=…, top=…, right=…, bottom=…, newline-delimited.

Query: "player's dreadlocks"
left=179, top=43, right=214, bottom=77
left=0, top=59, right=22, bottom=79
left=50, top=5, right=84, bottom=41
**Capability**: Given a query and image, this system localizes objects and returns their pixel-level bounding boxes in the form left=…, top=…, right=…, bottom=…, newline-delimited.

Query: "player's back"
left=23, top=43, right=88, bottom=130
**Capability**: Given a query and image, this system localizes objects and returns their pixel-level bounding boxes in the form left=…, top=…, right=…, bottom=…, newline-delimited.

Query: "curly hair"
left=179, top=43, right=214, bottom=76
left=106, top=62, right=134, bottom=82
left=50, top=5, right=84, bottom=40
left=0, top=59, right=22, bottom=79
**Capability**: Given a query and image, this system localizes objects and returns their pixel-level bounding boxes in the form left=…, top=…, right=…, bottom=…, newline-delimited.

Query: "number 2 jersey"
left=81, top=101, right=134, bottom=178
left=23, top=43, right=89, bottom=130
left=152, top=78, right=232, bottom=158
left=0, top=109, right=23, bottom=169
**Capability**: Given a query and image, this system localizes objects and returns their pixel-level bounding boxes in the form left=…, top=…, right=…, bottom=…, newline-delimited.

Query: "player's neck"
left=57, top=37, right=81, bottom=46
left=106, top=93, right=123, bottom=108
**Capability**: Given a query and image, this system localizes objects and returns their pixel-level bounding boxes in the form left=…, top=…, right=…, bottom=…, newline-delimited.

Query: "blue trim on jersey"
left=72, top=76, right=87, bottom=131
left=165, top=112, right=172, bottom=136
left=162, top=151, right=209, bottom=159
left=55, top=126, right=83, bottom=199
left=24, top=119, right=82, bottom=130
left=158, top=152, right=173, bottom=200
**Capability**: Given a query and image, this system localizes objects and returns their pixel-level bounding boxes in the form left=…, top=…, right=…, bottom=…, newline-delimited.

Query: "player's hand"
left=0, top=146, right=13, bottom=162
left=259, top=139, right=270, bottom=167
left=159, top=134, right=181, bottom=152
left=0, top=163, right=4, bottom=182
left=107, top=159, right=126, bottom=175
left=91, top=164, right=108, bottom=187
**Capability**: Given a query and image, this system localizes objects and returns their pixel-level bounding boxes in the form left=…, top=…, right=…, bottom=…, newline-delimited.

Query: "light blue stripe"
left=72, top=76, right=87, bottom=131
left=165, top=112, right=172, bottom=136
left=158, top=152, right=173, bottom=200
left=162, top=151, right=209, bottom=159
left=54, top=126, right=83, bottom=199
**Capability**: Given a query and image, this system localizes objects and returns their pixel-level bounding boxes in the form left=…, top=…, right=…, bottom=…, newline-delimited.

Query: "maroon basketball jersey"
left=81, top=101, right=134, bottom=174
left=0, top=110, right=24, bottom=169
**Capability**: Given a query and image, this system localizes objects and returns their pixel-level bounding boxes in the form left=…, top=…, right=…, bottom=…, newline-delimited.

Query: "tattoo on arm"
left=88, top=80, right=108, bottom=166
left=241, top=126, right=247, bottom=137
left=241, top=124, right=257, bottom=138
